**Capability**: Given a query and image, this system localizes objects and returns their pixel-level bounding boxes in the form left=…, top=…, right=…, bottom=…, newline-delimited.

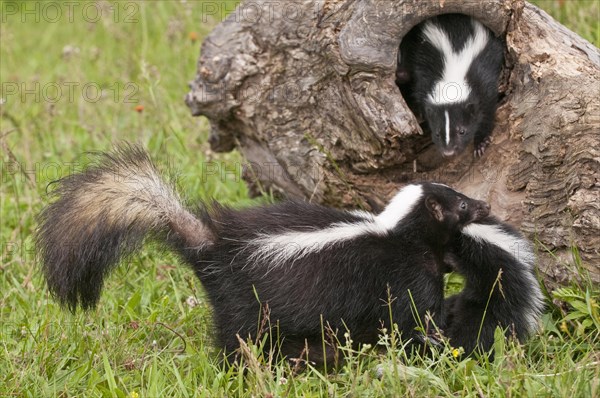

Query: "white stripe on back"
left=424, top=19, right=489, bottom=105
left=462, top=223, right=535, bottom=268
left=373, top=184, right=423, bottom=231
left=245, top=184, right=424, bottom=268
left=462, top=222, right=544, bottom=332
left=347, top=209, right=375, bottom=220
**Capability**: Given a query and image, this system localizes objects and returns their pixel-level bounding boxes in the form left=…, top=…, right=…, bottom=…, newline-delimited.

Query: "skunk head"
left=383, top=183, right=490, bottom=240
left=425, top=101, right=481, bottom=157
left=421, top=183, right=490, bottom=231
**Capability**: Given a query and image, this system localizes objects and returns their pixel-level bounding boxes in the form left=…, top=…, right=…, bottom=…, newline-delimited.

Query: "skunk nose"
left=479, top=201, right=491, bottom=216
left=442, top=149, right=456, bottom=157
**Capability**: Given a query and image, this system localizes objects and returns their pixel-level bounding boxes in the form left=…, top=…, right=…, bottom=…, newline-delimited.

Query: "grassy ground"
left=1, top=1, right=598, bottom=396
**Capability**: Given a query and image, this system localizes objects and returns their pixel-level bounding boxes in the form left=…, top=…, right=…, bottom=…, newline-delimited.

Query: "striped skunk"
left=398, top=14, right=504, bottom=157
left=36, top=145, right=491, bottom=364
left=443, top=217, right=544, bottom=357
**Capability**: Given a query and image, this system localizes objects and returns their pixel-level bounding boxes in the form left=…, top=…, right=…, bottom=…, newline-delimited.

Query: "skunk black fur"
left=36, top=145, right=491, bottom=364
left=398, top=14, right=504, bottom=157
left=443, top=216, right=544, bottom=357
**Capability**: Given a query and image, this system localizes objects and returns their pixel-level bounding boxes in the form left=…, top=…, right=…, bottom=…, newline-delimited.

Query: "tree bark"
left=186, top=0, right=600, bottom=284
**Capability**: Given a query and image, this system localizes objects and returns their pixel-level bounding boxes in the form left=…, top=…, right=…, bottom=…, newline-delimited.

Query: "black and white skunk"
left=398, top=14, right=504, bottom=157
left=443, top=217, right=544, bottom=357
left=36, top=145, right=491, bottom=364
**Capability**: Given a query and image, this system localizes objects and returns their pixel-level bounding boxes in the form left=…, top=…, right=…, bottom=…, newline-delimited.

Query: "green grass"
left=531, top=0, right=600, bottom=46
left=1, top=1, right=599, bottom=396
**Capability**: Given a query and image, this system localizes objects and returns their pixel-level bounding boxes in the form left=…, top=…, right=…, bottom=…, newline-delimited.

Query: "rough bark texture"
left=186, top=0, right=600, bottom=284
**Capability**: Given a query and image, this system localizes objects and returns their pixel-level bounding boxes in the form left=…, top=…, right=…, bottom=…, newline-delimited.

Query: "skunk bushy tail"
left=36, top=144, right=214, bottom=310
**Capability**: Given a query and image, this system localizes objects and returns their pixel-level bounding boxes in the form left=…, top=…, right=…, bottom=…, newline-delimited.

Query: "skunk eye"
left=458, top=128, right=467, bottom=136
left=459, top=201, right=467, bottom=210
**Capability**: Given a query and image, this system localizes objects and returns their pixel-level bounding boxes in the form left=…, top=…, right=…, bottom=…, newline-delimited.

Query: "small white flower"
left=186, top=296, right=199, bottom=308
left=375, top=364, right=385, bottom=379
left=61, top=45, right=80, bottom=59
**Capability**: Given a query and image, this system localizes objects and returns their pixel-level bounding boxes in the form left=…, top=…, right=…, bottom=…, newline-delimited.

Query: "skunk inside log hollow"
left=397, top=14, right=504, bottom=158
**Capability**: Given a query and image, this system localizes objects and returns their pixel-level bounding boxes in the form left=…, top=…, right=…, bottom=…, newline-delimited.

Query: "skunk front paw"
left=474, top=136, right=492, bottom=158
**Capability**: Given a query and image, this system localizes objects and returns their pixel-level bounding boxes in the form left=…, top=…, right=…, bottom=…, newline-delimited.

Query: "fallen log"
left=186, top=0, right=600, bottom=284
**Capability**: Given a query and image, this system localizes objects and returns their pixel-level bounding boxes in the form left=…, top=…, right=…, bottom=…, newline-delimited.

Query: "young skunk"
left=398, top=14, right=504, bottom=157
left=36, top=145, right=491, bottom=364
left=443, top=216, right=544, bottom=357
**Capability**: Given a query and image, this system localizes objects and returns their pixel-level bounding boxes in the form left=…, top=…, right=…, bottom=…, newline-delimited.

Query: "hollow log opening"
left=186, top=0, right=600, bottom=285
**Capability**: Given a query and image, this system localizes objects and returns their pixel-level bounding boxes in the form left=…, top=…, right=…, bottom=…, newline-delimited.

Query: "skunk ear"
left=425, top=196, right=445, bottom=222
